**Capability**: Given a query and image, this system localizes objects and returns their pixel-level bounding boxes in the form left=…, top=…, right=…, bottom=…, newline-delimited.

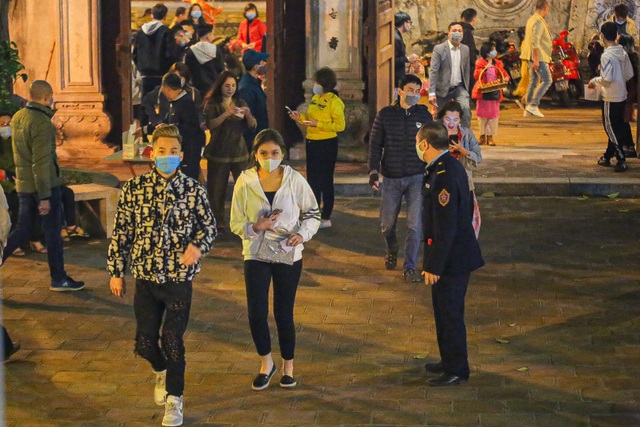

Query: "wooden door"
left=266, top=0, right=306, bottom=146
left=364, top=0, right=394, bottom=125
left=101, top=0, right=131, bottom=145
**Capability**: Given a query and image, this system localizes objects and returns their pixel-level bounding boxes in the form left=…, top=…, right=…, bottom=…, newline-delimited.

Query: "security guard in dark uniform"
left=415, top=122, right=484, bottom=386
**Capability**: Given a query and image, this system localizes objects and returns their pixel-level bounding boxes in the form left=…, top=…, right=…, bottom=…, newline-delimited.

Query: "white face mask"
left=0, top=126, right=10, bottom=139
left=258, top=157, right=282, bottom=172
left=415, top=140, right=427, bottom=162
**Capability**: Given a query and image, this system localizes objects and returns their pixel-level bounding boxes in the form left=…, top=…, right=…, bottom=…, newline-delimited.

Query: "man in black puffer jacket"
left=368, top=74, right=433, bottom=283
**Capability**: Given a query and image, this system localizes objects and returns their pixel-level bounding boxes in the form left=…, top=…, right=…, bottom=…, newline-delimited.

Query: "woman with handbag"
left=230, top=129, right=320, bottom=390
left=472, top=42, right=509, bottom=146
left=436, top=100, right=482, bottom=238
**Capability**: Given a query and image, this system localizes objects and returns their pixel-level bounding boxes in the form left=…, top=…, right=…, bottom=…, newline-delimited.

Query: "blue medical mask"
left=489, top=50, right=497, bottom=58
left=616, top=19, right=626, bottom=25
left=403, top=93, right=421, bottom=107
left=451, top=32, right=463, bottom=43
left=312, top=83, right=324, bottom=95
left=190, top=10, right=202, bottom=19
left=0, top=126, right=11, bottom=139
left=185, top=31, right=192, bottom=39
left=246, top=12, right=257, bottom=20
left=155, top=155, right=181, bottom=175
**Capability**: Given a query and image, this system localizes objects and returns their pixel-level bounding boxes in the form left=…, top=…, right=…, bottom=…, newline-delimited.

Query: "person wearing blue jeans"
left=521, top=1, right=553, bottom=118
left=368, top=74, right=433, bottom=282
left=0, top=80, right=84, bottom=291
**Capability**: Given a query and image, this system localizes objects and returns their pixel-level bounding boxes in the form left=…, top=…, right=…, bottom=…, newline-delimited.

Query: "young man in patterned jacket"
left=107, top=124, right=216, bottom=427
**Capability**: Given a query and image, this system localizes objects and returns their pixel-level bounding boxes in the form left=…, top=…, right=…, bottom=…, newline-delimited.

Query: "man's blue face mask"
left=155, top=155, right=181, bottom=175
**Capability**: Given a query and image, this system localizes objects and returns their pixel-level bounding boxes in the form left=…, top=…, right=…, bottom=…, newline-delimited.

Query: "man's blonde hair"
left=151, top=124, right=182, bottom=145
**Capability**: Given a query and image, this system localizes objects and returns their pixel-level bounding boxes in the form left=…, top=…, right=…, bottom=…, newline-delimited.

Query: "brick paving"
left=3, top=196, right=640, bottom=426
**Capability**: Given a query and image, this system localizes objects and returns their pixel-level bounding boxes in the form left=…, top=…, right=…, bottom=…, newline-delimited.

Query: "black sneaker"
left=384, top=251, right=398, bottom=270
left=252, top=364, right=276, bottom=391
left=279, top=375, right=298, bottom=388
left=597, top=156, right=611, bottom=167
left=623, top=148, right=638, bottom=158
left=615, top=160, right=628, bottom=173
left=50, top=277, right=85, bottom=292
left=403, top=269, right=422, bottom=283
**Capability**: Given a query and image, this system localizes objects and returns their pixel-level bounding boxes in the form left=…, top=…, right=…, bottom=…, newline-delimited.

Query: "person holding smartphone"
left=288, top=67, right=345, bottom=229
left=230, top=129, right=320, bottom=390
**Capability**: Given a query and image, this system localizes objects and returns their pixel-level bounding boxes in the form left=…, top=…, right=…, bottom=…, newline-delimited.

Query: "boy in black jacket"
left=185, top=24, right=225, bottom=95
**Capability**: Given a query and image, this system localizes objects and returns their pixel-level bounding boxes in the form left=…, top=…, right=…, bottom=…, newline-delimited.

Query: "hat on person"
left=242, top=49, right=269, bottom=71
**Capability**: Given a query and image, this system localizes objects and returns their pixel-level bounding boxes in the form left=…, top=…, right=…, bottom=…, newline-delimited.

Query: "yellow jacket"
left=299, top=92, right=346, bottom=140
left=608, top=14, right=639, bottom=45
left=520, top=12, right=552, bottom=63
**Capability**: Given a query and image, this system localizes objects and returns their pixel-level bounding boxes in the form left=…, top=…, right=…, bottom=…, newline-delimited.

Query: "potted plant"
left=0, top=40, right=27, bottom=114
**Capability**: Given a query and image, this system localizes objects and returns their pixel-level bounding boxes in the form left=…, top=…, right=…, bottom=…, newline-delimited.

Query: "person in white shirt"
left=429, top=22, right=471, bottom=128
left=589, top=21, right=635, bottom=172
left=230, top=129, right=320, bottom=391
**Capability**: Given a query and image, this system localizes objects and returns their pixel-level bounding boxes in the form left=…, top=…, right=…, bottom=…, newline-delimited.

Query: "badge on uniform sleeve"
left=438, top=189, right=450, bottom=207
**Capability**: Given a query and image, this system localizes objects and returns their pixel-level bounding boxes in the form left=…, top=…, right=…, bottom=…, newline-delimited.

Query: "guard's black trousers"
left=432, top=274, right=470, bottom=379
left=134, top=279, right=192, bottom=397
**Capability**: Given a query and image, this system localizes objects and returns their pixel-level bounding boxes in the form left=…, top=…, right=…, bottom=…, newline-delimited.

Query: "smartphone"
left=270, top=208, right=283, bottom=216
left=285, top=106, right=294, bottom=114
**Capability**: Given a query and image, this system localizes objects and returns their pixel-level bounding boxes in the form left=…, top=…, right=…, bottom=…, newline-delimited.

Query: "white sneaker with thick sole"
left=319, top=219, right=332, bottom=229
left=525, top=105, right=544, bottom=117
left=154, top=369, right=167, bottom=406
left=162, top=395, right=184, bottom=427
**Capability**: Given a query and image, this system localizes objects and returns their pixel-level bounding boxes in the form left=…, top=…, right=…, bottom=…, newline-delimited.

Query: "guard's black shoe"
left=424, top=362, right=444, bottom=374
left=597, top=156, right=611, bottom=167
left=427, top=373, right=467, bottom=387
left=615, top=160, right=628, bottom=173
left=252, top=364, right=276, bottom=391
left=384, top=251, right=398, bottom=270
left=279, top=375, right=298, bottom=388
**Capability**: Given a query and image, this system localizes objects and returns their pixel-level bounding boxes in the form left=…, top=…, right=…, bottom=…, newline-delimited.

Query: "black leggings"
left=134, top=279, right=192, bottom=397
left=306, top=138, right=338, bottom=220
left=206, top=160, right=246, bottom=228
left=244, top=260, right=303, bottom=360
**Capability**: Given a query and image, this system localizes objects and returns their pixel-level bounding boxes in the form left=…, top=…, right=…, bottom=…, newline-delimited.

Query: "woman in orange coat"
left=235, top=3, right=267, bottom=53
left=471, top=42, right=508, bottom=146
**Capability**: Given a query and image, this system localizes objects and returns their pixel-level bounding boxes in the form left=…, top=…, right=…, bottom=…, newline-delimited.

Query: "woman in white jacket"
left=230, top=129, right=320, bottom=391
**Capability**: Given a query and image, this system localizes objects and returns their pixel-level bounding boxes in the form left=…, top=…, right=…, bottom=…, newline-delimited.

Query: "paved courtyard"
left=2, top=195, right=640, bottom=426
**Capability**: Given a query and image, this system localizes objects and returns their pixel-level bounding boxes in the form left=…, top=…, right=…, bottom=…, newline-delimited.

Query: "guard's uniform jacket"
left=422, top=152, right=483, bottom=276
left=107, top=169, right=216, bottom=283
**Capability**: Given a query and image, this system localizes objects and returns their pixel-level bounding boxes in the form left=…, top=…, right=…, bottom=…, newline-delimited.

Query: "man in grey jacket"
left=2, top=81, right=84, bottom=291
left=428, top=22, right=471, bottom=128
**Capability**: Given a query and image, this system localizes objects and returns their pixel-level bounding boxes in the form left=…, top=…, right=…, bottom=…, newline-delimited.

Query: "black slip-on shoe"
left=252, top=364, right=276, bottom=391
left=279, top=375, right=298, bottom=388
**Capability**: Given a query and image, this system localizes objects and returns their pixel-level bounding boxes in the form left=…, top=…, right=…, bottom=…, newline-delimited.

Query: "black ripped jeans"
left=134, top=279, right=192, bottom=397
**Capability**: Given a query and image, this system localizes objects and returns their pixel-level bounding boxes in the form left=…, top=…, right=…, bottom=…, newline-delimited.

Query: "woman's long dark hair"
left=203, top=70, right=240, bottom=107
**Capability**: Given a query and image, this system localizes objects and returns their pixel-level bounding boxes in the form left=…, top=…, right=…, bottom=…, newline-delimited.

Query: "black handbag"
left=482, top=90, right=500, bottom=101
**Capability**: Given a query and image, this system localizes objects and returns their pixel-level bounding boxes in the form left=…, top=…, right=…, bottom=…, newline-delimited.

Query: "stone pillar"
left=301, top=0, right=369, bottom=161
left=52, top=0, right=111, bottom=160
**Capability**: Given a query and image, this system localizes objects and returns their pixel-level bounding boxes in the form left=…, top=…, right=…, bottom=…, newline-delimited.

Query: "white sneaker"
left=319, top=219, right=332, bottom=229
left=162, top=395, right=184, bottom=427
left=154, top=370, right=166, bottom=406
left=525, top=105, right=544, bottom=118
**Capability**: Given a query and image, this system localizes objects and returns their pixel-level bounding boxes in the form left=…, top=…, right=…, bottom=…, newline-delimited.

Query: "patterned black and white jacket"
left=107, top=169, right=216, bottom=283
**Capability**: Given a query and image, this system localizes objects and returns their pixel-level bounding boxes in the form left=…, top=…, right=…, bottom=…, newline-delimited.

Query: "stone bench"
left=68, top=184, right=120, bottom=238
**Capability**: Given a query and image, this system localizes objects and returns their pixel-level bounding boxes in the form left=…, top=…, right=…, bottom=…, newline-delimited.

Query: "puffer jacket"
left=368, top=103, right=433, bottom=178
left=10, top=102, right=62, bottom=199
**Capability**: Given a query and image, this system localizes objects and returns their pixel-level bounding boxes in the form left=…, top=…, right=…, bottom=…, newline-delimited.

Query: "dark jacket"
left=238, top=72, right=268, bottom=147
left=422, top=152, right=484, bottom=276
left=368, top=103, right=433, bottom=178
left=461, top=22, right=477, bottom=72
left=142, top=86, right=204, bottom=129
left=156, top=92, right=206, bottom=163
left=184, top=44, right=225, bottom=95
left=133, top=21, right=177, bottom=77
left=0, top=135, right=16, bottom=194
left=10, top=102, right=62, bottom=198
left=394, top=28, right=408, bottom=87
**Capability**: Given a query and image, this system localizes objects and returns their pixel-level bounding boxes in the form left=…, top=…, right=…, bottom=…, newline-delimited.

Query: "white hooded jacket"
left=230, top=165, right=320, bottom=262
left=592, top=44, right=634, bottom=102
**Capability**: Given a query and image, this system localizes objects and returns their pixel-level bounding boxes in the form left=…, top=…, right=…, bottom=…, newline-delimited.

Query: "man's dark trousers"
left=432, top=274, right=470, bottom=379
left=2, top=186, right=66, bottom=282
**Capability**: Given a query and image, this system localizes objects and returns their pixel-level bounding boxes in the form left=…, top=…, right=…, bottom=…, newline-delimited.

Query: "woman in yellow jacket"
left=288, top=67, right=345, bottom=229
